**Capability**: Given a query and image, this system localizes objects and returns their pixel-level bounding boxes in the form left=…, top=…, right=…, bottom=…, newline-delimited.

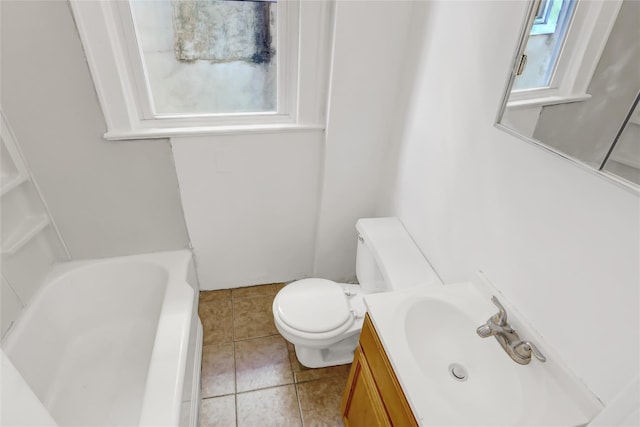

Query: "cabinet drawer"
left=359, top=315, right=418, bottom=427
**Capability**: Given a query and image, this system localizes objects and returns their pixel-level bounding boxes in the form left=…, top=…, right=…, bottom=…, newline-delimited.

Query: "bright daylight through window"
left=129, top=0, right=277, bottom=116
left=70, top=0, right=330, bottom=138
left=512, top=0, right=577, bottom=91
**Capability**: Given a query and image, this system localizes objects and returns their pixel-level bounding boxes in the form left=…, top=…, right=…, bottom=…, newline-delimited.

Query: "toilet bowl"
left=273, top=279, right=366, bottom=367
left=272, top=217, right=442, bottom=368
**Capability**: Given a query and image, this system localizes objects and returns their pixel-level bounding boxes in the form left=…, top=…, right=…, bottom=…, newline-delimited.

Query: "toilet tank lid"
left=356, top=217, right=442, bottom=289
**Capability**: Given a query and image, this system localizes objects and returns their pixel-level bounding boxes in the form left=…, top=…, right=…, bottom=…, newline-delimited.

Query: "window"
left=128, top=0, right=277, bottom=116
left=70, top=0, right=332, bottom=139
left=513, top=0, right=576, bottom=90
left=507, top=0, right=623, bottom=108
left=532, top=0, right=566, bottom=34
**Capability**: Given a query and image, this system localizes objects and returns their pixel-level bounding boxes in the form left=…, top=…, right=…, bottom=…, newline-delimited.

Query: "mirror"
left=496, top=0, right=640, bottom=188
left=603, top=96, right=640, bottom=184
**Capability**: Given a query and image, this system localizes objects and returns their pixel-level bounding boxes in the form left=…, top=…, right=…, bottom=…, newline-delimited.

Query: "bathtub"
left=1, top=250, right=202, bottom=427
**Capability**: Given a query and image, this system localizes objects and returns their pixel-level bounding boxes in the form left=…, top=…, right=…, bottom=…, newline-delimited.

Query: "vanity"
left=341, top=315, right=417, bottom=426
left=341, top=281, right=601, bottom=426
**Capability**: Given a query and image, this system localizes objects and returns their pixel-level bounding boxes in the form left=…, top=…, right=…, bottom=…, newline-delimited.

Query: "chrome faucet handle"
left=512, top=340, right=547, bottom=363
left=490, top=296, right=508, bottom=326
left=476, top=320, right=514, bottom=338
left=476, top=296, right=515, bottom=338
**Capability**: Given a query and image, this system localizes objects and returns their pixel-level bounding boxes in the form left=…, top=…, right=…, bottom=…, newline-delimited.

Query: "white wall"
left=1, top=0, right=190, bottom=259
left=172, top=1, right=416, bottom=289
left=385, top=0, right=639, bottom=406
left=313, top=0, right=417, bottom=281
left=171, top=132, right=323, bottom=289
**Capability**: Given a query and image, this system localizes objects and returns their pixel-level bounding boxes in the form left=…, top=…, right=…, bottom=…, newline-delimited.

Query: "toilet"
left=272, top=217, right=442, bottom=368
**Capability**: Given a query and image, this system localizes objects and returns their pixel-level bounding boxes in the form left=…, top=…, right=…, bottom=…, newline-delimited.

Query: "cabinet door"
left=360, top=316, right=418, bottom=426
left=341, top=346, right=391, bottom=427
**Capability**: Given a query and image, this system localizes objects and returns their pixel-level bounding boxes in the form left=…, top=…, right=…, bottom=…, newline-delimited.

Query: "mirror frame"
left=494, top=0, right=639, bottom=193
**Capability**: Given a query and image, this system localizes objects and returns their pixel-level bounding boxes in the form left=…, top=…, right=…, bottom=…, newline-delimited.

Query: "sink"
left=404, top=298, right=525, bottom=422
left=364, top=282, right=601, bottom=426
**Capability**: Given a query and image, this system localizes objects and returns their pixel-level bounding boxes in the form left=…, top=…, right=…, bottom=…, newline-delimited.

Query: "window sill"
left=104, top=123, right=325, bottom=141
left=506, top=93, right=592, bottom=110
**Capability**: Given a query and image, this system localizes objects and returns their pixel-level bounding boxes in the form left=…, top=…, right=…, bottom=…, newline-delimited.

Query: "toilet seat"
left=274, top=279, right=355, bottom=335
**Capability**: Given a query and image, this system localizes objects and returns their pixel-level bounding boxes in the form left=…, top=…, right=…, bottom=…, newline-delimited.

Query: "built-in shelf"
left=1, top=112, right=29, bottom=197
left=1, top=173, right=28, bottom=197
left=1, top=214, right=51, bottom=256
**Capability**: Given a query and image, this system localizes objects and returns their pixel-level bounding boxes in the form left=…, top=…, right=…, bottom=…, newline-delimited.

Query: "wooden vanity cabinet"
left=341, top=315, right=418, bottom=427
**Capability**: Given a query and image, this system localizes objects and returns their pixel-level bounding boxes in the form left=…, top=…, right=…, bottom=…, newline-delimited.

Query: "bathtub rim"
left=2, top=250, right=196, bottom=348
left=2, top=249, right=199, bottom=427
left=43, top=249, right=194, bottom=293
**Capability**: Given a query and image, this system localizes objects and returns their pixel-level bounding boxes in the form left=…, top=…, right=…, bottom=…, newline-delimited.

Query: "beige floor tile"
left=287, top=342, right=308, bottom=373
left=287, top=342, right=352, bottom=381
left=294, top=363, right=352, bottom=383
left=200, top=395, right=236, bottom=427
left=288, top=342, right=334, bottom=374
left=233, top=296, right=278, bottom=340
left=231, top=283, right=277, bottom=299
left=237, top=385, right=302, bottom=427
left=235, top=335, right=293, bottom=392
left=297, top=376, right=348, bottom=427
left=200, top=300, right=233, bottom=345
left=200, top=289, right=232, bottom=303
left=198, top=281, right=348, bottom=427
left=201, top=343, right=235, bottom=398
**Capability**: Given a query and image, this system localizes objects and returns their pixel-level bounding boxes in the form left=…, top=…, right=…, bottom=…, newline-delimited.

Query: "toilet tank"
left=355, top=217, right=441, bottom=293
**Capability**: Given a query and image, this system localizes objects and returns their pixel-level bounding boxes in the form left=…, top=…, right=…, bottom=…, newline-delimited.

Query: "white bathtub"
left=2, top=250, right=202, bottom=427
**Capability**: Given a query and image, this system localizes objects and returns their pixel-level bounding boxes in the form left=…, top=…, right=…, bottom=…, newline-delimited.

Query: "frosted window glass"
left=129, top=0, right=277, bottom=116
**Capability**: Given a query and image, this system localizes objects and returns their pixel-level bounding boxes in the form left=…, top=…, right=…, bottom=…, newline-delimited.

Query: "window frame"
left=507, top=0, right=623, bottom=109
left=531, top=0, right=564, bottom=35
left=70, top=0, right=332, bottom=140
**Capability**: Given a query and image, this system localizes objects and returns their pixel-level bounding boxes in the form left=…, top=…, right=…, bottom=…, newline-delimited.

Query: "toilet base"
left=294, top=334, right=359, bottom=368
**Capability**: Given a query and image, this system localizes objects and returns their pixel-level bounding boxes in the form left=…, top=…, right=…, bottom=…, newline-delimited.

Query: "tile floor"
left=198, top=283, right=351, bottom=427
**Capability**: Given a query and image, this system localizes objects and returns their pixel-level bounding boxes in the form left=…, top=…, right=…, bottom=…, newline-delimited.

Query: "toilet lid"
left=275, top=279, right=352, bottom=333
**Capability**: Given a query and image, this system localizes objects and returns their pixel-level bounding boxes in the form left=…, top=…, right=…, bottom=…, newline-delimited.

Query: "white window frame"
left=531, top=0, right=564, bottom=35
left=70, top=0, right=333, bottom=140
left=507, top=0, right=623, bottom=109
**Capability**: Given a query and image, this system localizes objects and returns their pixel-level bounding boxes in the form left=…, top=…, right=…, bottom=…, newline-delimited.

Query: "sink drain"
left=448, top=363, right=468, bottom=382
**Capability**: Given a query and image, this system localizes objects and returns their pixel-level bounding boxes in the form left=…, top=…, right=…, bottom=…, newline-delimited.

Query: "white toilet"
left=272, top=217, right=442, bottom=368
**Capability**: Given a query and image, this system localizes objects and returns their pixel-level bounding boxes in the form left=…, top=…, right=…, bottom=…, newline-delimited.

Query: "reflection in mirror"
left=496, top=0, right=640, bottom=188
left=511, top=0, right=576, bottom=91
left=603, top=96, right=640, bottom=185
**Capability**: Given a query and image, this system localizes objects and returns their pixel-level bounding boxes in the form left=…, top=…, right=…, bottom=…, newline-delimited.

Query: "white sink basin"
left=404, top=298, right=525, bottom=421
left=364, top=282, right=600, bottom=426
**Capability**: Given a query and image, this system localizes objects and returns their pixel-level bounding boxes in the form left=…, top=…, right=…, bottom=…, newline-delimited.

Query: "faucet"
left=476, top=296, right=546, bottom=365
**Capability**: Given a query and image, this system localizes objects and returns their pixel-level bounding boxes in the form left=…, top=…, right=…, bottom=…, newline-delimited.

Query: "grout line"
left=294, top=381, right=305, bottom=427
left=235, top=381, right=298, bottom=396
left=288, top=348, right=297, bottom=382
left=234, top=393, right=238, bottom=427
left=199, top=285, right=324, bottom=427
left=231, top=296, right=239, bottom=427
left=232, top=332, right=281, bottom=343
left=232, top=339, right=238, bottom=395
left=288, top=341, right=306, bottom=426
left=230, top=295, right=236, bottom=342
left=201, top=393, right=235, bottom=400
left=200, top=329, right=280, bottom=346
